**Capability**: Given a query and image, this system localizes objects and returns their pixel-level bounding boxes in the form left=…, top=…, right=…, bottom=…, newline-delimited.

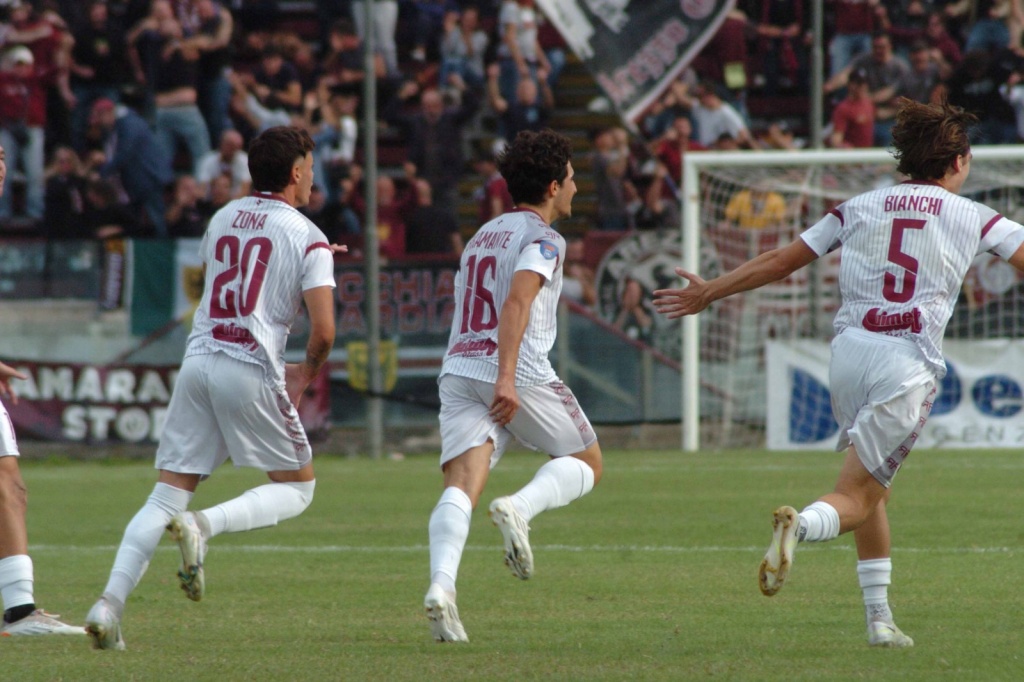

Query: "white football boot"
left=85, top=600, right=126, bottom=650
left=0, top=609, right=86, bottom=637
left=488, top=497, right=533, bottom=580
left=868, top=621, right=914, bottom=648
left=424, top=583, right=468, bottom=643
left=166, top=511, right=208, bottom=602
left=759, top=505, right=799, bottom=596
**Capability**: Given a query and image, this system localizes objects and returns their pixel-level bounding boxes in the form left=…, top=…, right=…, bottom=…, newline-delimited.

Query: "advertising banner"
left=767, top=339, right=1024, bottom=450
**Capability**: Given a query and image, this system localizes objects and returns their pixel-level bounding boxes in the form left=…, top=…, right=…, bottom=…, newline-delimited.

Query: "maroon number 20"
left=209, top=236, right=273, bottom=318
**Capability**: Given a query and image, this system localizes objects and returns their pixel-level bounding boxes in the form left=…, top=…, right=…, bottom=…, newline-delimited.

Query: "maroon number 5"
left=883, top=218, right=925, bottom=303
left=209, top=236, right=273, bottom=318
left=460, top=254, right=498, bottom=333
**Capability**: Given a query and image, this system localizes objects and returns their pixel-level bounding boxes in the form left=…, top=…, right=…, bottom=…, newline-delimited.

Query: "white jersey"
left=186, top=193, right=336, bottom=384
left=801, top=180, right=1024, bottom=377
left=441, top=208, right=564, bottom=385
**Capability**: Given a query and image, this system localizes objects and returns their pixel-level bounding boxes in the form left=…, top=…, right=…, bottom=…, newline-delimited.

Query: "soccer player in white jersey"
left=0, top=142, right=86, bottom=638
left=424, top=129, right=603, bottom=642
left=653, top=99, right=1024, bottom=648
left=85, top=126, right=346, bottom=650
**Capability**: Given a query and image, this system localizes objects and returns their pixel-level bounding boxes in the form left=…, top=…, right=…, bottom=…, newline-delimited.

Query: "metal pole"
left=810, top=0, right=824, bottom=150
left=363, top=0, right=383, bottom=459
left=680, top=153, right=700, bottom=453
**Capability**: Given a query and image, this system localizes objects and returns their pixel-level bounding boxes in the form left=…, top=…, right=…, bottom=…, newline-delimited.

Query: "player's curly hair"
left=248, top=126, right=315, bottom=192
left=497, top=129, right=572, bottom=206
left=890, top=98, right=976, bottom=180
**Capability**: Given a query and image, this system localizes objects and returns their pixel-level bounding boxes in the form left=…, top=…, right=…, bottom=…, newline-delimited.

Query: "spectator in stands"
left=496, top=0, right=551, bottom=105
left=537, top=7, right=568, bottom=90
left=318, top=19, right=371, bottom=91
left=654, top=114, right=706, bottom=192
left=386, top=74, right=479, bottom=225
left=957, top=0, right=1022, bottom=54
left=877, top=0, right=930, bottom=57
left=829, top=0, right=884, bottom=76
left=165, top=174, right=212, bottom=238
left=0, top=45, right=52, bottom=223
left=940, top=48, right=1019, bottom=143
left=229, top=69, right=297, bottom=133
left=591, top=126, right=636, bottom=231
left=188, top=0, right=235, bottom=148
left=923, top=12, right=962, bottom=68
left=128, top=1, right=211, bottom=175
left=637, top=70, right=699, bottom=140
left=349, top=165, right=416, bottom=260
left=9, top=0, right=75, bottom=152
left=207, top=173, right=233, bottom=213
left=411, top=0, right=457, bottom=63
left=756, top=0, right=806, bottom=95
left=722, top=183, right=788, bottom=230
left=439, top=5, right=488, bottom=92
left=311, top=84, right=359, bottom=204
left=89, top=96, right=174, bottom=237
left=351, top=0, right=399, bottom=76
left=251, top=44, right=303, bottom=115
left=43, top=145, right=86, bottom=238
left=405, top=177, right=464, bottom=256
left=825, top=32, right=911, bottom=146
left=676, top=80, right=758, bottom=149
left=81, top=176, right=142, bottom=239
left=472, top=144, right=513, bottom=224
left=486, top=62, right=553, bottom=140
left=757, top=120, right=800, bottom=149
left=693, top=7, right=752, bottom=119
left=896, top=40, right=946, bottom=104
left=196, top=129, right=251, bottom=200
left=69, top=0, right=129, bottom=155
left=632, top=163, right=680, bottom=233
left=561, top=237, right=597, bottom=308
left=829, top=68, right=876, bottom=147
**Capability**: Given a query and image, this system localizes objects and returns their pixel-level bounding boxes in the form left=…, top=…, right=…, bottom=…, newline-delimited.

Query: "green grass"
left=4, top=449, right=1024, bottom=680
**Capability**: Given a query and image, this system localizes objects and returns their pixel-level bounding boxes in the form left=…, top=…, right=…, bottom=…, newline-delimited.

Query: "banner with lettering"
left=536, top=0, right=734, bottom=123
left=766, top=339, right=1024, bottom=450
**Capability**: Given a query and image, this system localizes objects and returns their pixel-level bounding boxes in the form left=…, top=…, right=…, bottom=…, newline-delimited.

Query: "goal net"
left=679, top=147, right=1024, bottom=451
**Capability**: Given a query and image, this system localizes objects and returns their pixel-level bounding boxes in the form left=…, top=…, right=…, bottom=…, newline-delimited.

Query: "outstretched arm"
left=653, top=238, right=818, bottom=319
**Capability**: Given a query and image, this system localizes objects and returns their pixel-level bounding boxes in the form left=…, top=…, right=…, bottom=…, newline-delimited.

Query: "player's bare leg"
left=855, top=494, right=913, bottom=648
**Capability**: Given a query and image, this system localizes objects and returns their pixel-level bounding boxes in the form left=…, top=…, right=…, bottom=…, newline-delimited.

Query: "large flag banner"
left=536, top=0, right=734, bottom=123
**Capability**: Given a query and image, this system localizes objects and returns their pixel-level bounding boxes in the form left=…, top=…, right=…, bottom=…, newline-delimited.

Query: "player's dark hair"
left=248, top=126, right=315, bottom=193
left=890, top=98, right=975, bottom=180
left=497, top=129, right=571, bottom=206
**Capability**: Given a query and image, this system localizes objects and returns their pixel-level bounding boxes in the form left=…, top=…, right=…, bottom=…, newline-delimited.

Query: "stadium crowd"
left=0, top=0, right=1021, bottom=248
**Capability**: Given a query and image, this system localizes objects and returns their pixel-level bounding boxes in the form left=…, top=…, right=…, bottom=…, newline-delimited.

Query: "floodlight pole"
left=363, top=0, right=383, bottom=459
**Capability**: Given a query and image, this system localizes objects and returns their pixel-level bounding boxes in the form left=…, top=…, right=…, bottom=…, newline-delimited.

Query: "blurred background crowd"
left=0, top=0, right=1022, bottom=255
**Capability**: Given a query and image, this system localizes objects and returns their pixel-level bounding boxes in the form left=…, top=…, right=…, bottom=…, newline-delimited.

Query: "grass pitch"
left=3, top=448, right=1022, bottom=680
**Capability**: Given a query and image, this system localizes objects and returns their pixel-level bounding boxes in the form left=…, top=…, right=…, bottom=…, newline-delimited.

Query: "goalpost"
left=679, top=146, right=1024, bottom=452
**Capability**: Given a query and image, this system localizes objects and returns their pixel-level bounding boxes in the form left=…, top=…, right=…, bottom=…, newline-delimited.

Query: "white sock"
left=103, top=482, right=192, bottom=607
left=798, top=501, right=840, bottom=542
left=511, top=457, right=595, bottom=522
left=201, top=480, right=315, bottom=537
left=858, top=557, right=894, bottom=625
left=428, top=486, right=472, bottom=593
left=0, top=555, right=34, bottom=611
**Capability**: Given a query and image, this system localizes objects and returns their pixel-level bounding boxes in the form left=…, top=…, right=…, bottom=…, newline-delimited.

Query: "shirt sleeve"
left=302, top=225, right=337, bottom=291
left=976, top=203, right=1024, bottom=260
left=515, top=235, right=561, bottom=282
left=799, top=208, right=843, bottom=256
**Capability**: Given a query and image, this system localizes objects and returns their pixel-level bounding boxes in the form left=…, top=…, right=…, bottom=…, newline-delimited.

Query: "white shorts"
left=830, top=328, right=937, bottom=487
left=438, top=374, right=597, bottom=468
left=0, top=399, right=18, bottom=457
left=155, top=353, right=311, bottom=476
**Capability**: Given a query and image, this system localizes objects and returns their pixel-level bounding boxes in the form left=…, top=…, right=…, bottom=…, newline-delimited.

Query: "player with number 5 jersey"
left=424, top=130, right=603, bottom=643
left=654, top=99, right=1024, bottom=648
left=86, top=127, right=347, bottom=651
